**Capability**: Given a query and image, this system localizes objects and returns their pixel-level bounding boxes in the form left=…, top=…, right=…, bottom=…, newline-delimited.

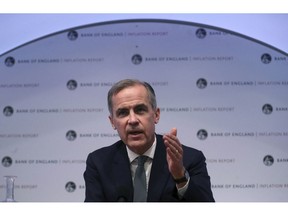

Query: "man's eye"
left=117, top=110, right=128, bottom=117
left=135, top=106, right=148, bottom=114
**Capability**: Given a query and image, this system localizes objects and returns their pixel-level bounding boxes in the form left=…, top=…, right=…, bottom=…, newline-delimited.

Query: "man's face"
left=109, top=84, right=160, bottom=154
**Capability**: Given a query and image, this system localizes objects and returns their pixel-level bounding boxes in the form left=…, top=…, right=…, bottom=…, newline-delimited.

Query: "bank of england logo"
left=261, top=53, right=272, bottom=64
left=67, top=79, right=78, bottom=90
left=66, top=130, right=77, bottom=141
left=196, top=78, right=208, bottom=89
left=262, top=104, right=273, bottom=115
left=195, top=28, right=207, bottom=39
left=65, top=181, right=76, bottom=192
left=2, top=156, right=13, bottom=167
left=131, top=54, right=142, bottom=65
left=67, top=30, right=78, bottom=41
left=3, top=106, right=14, bottom=117
left=263, top=155, right=274, bottom=166
left=197, top=129, right=208, bottom=140
left=4, top=56, right=15, bottom=67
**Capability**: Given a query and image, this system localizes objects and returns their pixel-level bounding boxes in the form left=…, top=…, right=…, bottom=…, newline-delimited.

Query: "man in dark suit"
left=84, top=79, right=214, bottom=202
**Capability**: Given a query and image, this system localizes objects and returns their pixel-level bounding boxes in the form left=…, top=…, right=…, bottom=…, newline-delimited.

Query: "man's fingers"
left=170, top=127, right=177, bottom=136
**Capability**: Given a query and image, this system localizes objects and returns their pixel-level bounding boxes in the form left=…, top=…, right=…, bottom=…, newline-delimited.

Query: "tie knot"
left=137, top=155, right=148, bottom=166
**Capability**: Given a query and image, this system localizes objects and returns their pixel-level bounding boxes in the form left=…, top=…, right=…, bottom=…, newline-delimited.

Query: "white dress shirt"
left=126, top=135, right=189, bottom=198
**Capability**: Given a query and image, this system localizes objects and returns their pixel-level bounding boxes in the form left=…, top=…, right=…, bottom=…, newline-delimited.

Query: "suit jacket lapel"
left=111, top=136, right=171, bottom=202
left=112, top=142, right=134, bottom=201
left=147, top=135, right=170, bottom=201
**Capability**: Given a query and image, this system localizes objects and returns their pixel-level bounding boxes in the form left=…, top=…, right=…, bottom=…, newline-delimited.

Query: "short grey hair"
left=107, top=79, right=157, bottom=115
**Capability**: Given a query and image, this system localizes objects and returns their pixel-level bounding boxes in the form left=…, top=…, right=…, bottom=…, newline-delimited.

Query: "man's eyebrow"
left=115, top=103, right=148, bottom=111
left=135, top=103, right=147, bottom=107
left=116, top=107, right=127, bottom=112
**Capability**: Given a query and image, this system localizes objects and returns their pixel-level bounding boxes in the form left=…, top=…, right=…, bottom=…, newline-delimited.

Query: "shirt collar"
left=126, top=135, right=157, bottom=163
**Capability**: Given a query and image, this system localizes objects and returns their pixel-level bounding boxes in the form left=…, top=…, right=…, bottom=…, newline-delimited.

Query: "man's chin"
left=127, top=141, right=147, bottom=155
left=127, top=138, right=146, bottom=147
left=128, top=139, right=144, bottom=146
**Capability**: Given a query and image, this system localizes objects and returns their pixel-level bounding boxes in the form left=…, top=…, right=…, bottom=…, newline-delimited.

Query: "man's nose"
left=128, top=111, right=138, bottom=124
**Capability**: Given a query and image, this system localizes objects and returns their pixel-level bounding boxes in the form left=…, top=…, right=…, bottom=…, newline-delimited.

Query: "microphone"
left=117, top=186, right=129, bottom=202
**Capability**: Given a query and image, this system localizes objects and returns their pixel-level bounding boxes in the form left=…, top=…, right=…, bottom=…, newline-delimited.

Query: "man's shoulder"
left=182, top=144, right=206, bottom=164
left=182, top=144, right=202, bottom=153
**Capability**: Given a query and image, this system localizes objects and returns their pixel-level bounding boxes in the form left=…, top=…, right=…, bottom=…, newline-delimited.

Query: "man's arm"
left=83, top=153, right=105, bottom=202
left=181, top=149, right=215, bottom=202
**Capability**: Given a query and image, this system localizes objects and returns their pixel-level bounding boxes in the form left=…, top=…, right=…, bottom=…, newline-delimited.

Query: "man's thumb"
left=170, top=128, right=177, bottom=136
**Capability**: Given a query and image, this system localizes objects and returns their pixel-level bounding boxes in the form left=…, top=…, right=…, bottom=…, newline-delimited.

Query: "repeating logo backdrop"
left=0, top=19, right=287, bottom=201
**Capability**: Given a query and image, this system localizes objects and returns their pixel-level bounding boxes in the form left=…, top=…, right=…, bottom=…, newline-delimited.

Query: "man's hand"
left=163, top=128, right=185, bottom=182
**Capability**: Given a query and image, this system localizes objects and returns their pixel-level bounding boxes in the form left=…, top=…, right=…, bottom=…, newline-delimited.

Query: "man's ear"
left=154, top=108, right=160, bottom=124
left=109, top=115, right=116, bottom=130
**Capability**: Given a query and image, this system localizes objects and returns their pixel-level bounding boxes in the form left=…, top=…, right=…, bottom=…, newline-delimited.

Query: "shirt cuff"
left=177, top=177, right=190, bottom=199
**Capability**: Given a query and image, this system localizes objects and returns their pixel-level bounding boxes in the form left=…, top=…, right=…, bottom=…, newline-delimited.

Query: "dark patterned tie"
left=133, top=155, right=148, bottom=202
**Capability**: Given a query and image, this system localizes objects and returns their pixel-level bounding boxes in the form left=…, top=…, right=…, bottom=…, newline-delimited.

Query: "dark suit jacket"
left=83, top=134, right=214, bottom=202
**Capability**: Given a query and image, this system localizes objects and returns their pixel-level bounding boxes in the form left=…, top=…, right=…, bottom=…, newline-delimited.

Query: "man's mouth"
left=129, top=131, right=142, bottom=135
left=128, top=130, right=143, bottom=136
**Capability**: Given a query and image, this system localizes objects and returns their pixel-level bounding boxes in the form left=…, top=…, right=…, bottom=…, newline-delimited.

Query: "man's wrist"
left=173, top=169, right=189, bottom=184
